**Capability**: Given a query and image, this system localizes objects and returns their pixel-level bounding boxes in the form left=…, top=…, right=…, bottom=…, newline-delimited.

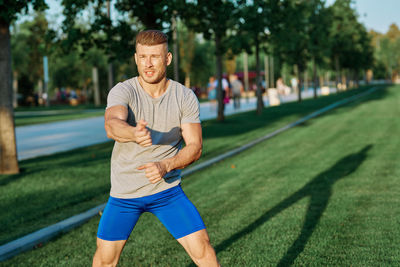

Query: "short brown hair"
left=135, top=30, right=168, bottom=49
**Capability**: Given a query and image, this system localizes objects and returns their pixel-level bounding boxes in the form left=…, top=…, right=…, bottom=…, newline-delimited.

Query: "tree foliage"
left=328, top=0, right=373, bottom=87
left=0, top=0, right=47, bottom=24
left=178, top=23, right=196, bottom=87
left=270, top=0, right=312, bottom=101
left=61, top=0, right=136, bottom=62
left=5, top=0, right=382, bottom=116
left=371, top=24, right=400, bottom=80
left=115, top=0, right=179, bottom=30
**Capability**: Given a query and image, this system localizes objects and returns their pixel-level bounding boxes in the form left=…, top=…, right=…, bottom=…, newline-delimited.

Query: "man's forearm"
left=162, top=143, right=202, bottom=172
left=105, top=119, right=135, bottom=142
left=105, top=118, right=152, bottom=146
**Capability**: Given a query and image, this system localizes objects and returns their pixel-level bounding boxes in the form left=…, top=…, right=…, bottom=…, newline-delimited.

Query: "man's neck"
left=138, top=76, right=169, bottom=98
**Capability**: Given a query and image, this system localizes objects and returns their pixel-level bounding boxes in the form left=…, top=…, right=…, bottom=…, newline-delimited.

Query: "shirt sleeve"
left=106, top=82, right=130, bottom=109
left=181, top=89, right=201, bottom=124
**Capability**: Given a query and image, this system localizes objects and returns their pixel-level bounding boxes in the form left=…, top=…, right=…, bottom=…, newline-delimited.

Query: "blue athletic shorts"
left=97, top=184, right=206, bottom=240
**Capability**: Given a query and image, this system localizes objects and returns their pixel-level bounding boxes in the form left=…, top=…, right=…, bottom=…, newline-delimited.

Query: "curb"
left=0, top=86, right=379, bottom=262
left=0, top=204, right=106, bottom=261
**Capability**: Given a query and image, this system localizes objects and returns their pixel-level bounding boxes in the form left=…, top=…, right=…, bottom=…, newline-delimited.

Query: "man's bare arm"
left=137, top=123, right=202, bottom=184
left=104, top=105, right=152, bottom=146
left=163, top=123, right=202, bottom=171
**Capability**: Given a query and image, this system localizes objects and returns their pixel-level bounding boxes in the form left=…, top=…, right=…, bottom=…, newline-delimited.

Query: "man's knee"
left=92, top=238, right=126, bottom=267
left=93, top=251, right=118, bottom=267
left=193, top=240, right=216, bottom=263
left=178, top=230, right=219, bottom=266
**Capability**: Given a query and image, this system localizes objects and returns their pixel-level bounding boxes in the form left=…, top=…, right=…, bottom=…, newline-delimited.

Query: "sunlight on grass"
left=1, top=85, right=398, bottom=266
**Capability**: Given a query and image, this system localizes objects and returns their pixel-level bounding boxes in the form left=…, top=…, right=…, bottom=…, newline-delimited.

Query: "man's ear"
left=166, top=52, right=172, bottom=66
left=134, top=53, right=138, bottom=65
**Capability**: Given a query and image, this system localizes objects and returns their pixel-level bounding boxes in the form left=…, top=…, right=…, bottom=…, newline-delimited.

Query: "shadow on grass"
left=202, top=85, right=389, bottom=139
left=0, top=168, right=51, bottom=187
left=0, top=182, right=109, bottom=245
left=0, top=148, right=111, bottom=188
left=213, top=144, right=373, bottom=266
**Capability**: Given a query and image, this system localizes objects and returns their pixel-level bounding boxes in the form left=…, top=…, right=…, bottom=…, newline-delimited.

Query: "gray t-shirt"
left=106, top=77, right=200, bottom=198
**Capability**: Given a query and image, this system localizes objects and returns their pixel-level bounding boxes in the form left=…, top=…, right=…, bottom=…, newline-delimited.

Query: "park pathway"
left=16, top=89, right=332, bottom=160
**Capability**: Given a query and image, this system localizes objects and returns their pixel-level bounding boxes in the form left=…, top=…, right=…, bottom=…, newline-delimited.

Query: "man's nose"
left=145, top=57, right=153, bottom=67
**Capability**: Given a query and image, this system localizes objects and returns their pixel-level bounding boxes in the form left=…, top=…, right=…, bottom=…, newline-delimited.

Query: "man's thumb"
left=137, top=165, right=146, bottom=170
left=136, top=120, right=147, bottom=130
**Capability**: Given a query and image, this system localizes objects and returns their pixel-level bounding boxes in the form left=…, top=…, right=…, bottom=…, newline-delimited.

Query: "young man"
left=92, top=30, right=220, bottom=267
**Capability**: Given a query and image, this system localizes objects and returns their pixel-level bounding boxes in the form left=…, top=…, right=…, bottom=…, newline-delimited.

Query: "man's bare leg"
left=177, top=229, right=220, bottom=267
left=92, top=238, right=127, bottom=267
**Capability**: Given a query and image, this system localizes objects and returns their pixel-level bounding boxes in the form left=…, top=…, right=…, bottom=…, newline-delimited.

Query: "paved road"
left=16, top=89, right=333, bottom=160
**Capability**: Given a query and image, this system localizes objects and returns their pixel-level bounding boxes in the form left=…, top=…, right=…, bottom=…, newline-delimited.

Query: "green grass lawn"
left=1, top=84, right=399, bottom=266
left=1, top=85, right=380, bottom=245
left=14, top=105, right=105, bottom=126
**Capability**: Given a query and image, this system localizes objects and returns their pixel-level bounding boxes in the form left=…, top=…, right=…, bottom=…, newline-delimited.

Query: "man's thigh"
left=176, top=229, right=211, bottom=253
left=97, top=196, right=143, bottom=241
left=93, top=238, right=127, bottom=266
left=177, top=229, right=219, bottom=267
left=149, top=185, right=206, bottom=239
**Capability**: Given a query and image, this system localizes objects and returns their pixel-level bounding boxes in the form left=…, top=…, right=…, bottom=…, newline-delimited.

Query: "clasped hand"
left=137, top=162, right=167, bottom=184
left=134, top=120, right=152, bottom=147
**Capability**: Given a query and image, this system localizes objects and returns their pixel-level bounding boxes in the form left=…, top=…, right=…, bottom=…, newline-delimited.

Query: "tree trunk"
left=13, top=71, right=18, bottom=108
left=297, top=65, right=304, bottom=102
left=304, top=69, right=308, bottom=93
left=184, top=75, right=190, bottom=88
left=341, top=70, right=346, bottom=90
left=108, top=63, right=114, bottom=92
left=312, top=57, right=318, bottom=99
left=83, top=84, right=89, bottom=104
left=255, top=39, right=263, bottom=115
left=335, top=54, right=340, bottom=93
left=243, top=52, right=249, bottom=101
left=172, top=15, right=179, bottom=82
left=319, top=75, right=324, bottom=93
left=0, top=21, right=19, bottom=174
left=92, top=67, right=101, bottom=106
left=270, top=55, right=274, bottom=88
left=107, top=1, right=114, bottom=91
left=325, top=71, right=330, bottom=87
left=349, top=70, right=353, bottom=89
left=264, top=54, right=269, bottom=91
left=215, top=36, right=224, bottom=121
left=37, top=79, right=43, bottom=105
left=346, top=70, right=350, bottom=89
left=294, top=64, right=302, bottom=102
left=355, top=70, right=360, bottom=88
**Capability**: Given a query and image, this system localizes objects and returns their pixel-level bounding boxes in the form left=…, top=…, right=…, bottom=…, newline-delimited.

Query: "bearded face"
left=135, top=43, right=172, bottom=85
